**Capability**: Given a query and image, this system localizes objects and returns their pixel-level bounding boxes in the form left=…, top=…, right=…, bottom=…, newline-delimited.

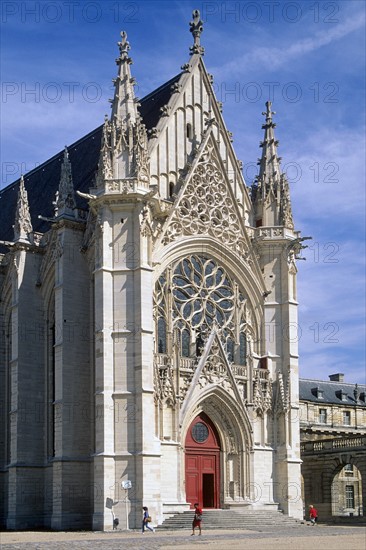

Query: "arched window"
left=196, top=333, right=204, bottom=356
left=182, top=329, right=190, bottom=357
left=158, top=317, right=167, bottom=353
left=186, top=123, right=193, bottom=139
left=239, top=332, right=247, bottom=365
left=169, top=182, right=175, bottom=197
left=154, top=256, right=256, bottom=362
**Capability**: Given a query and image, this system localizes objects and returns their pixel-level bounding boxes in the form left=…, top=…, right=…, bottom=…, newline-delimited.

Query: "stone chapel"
left=0, top=11, right=305, bottom=530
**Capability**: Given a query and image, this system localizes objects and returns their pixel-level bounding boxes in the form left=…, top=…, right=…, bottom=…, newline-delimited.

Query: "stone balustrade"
left=301, top=435, right=366, bottom=455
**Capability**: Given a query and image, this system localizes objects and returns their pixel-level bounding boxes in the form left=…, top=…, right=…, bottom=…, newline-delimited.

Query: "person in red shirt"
left=309, top=504, right=318, bottom=525
left=191, top=503, right=203, bottom=535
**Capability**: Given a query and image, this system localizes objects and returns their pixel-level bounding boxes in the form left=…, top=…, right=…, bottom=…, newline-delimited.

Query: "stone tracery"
left=161, top=141, right=249, bottom=260
left=154, top=255, right=251, bottom=358
left=154, top=254, right=259, bottom=406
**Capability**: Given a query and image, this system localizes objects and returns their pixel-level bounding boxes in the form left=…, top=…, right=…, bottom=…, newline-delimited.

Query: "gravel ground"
left=1, top=524, right=365, bottom=550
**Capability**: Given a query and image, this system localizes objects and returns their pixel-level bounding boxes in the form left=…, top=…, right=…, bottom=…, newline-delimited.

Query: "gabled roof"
left=0, top=74, right=182, bottom=253
left=299, top=378, right=366, bottom=407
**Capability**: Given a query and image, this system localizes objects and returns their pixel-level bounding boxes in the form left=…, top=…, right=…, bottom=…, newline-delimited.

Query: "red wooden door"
left=185, top=413, right=220, bottom=508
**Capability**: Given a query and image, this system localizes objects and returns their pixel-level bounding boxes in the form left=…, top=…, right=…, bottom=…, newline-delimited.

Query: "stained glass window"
left=192, top=422, right=209, bottom=443
left=154, top=255, right=251, bottom=364
left=158, top=318, right=167, bottom=353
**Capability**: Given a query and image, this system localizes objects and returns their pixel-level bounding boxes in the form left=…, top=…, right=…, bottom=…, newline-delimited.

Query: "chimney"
left=329, top=373, right=344, bottom=382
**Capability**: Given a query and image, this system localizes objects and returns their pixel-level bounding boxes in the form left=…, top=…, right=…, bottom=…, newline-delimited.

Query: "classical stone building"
left=0, top=12, right=306, bottom=530
left=299, top=374, right=366, bottom=520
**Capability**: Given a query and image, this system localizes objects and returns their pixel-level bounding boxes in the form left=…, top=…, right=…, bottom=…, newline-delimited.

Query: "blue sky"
left=1, top=0, right=365, bottom=384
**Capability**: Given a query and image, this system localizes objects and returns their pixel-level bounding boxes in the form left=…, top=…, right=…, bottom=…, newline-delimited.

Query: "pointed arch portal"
left=185, top=413, right=221, bottom=509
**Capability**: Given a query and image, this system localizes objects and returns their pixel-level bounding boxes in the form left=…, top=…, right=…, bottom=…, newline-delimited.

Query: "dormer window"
left=311, top=387, right=324, bottom=399
left=336, top=390, right=348, bottom=402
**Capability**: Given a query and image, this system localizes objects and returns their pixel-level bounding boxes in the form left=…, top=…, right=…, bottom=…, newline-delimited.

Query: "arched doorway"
left=332, top=463, right=363, bottom=517
left=185, top=413, right=221, bottom=508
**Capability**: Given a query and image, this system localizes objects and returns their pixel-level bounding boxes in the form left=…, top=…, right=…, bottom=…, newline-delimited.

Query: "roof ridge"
left=139, top=72, right=182, bottom=104
left=300, top=378, right=365, bottom=387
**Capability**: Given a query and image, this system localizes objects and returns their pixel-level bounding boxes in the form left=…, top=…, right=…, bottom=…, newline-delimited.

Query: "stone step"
left=157, top=509, right=301, bottom=530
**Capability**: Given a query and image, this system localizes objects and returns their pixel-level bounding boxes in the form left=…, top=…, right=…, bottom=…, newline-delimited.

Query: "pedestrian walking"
left=309, top=504, right=318, bottom=525
left=191, top=502, right=203, bottom=536
left=142, top=506, right=154, bottom=533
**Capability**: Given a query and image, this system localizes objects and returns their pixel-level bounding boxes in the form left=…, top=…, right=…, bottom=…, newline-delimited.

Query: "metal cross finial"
left=189, top=9, right=204, bottom=55
left=118, top=31, right=130, bottom=58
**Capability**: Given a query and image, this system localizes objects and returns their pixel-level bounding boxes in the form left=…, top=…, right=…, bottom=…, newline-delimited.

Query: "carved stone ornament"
left=160, top=105, right=171, bottom=117
left=96, top=109, right=150, bottom=188
left=178, top=332, right=247, bottom=418
left=161, top=138, right=249, bottom=259
left=275, top=371, right=289, bottom=415
left=131, top=120, right=150, bottom=184
left=181, top=63, right=191, bottom=72
left=107, top=180, right=135, bottom=193
left=199, top=341, right=231, bottom=388
left=280, top=175, right=294, bottom=230
left=54, top=147, right=76, bottom=217
left=118, top=31, right=130, bottom=60
left=171, top=82, right=182, bottom=93
left=189, top=9, right=204, bottom=55
left=253, top=371, right=272, bottom=415
left=140, top=205, right=153, bottom=237
left=13, top=176, right=33, bottom=243
left=147, top=127, right=159, bottom=139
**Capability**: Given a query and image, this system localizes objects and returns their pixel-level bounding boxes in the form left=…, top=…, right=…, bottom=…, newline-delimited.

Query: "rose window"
left=154, top=255, right=248, bottom=364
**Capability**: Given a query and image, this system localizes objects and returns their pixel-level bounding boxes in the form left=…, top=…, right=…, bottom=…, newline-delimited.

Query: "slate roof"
left=299, top=378, right=366, bottom=407
left=139, top=73, right=181, bottom=130
left=0, top=72, right=182, bottom=254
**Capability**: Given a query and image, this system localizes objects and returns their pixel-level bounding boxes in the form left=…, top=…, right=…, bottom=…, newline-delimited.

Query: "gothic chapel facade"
left=0, top=12, right=305, bottom=529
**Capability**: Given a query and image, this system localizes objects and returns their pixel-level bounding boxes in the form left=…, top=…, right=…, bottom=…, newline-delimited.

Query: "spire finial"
left=263, top=100, right=276, bottom=122
left=110, top=30, right=138, bottom=125
left=252, top=102, right=295, bottom=230
left=258, top=101, right=280, bottom=182
left=54, top=146, right=76, bottom=218
left=118, top=31, right=130, bottom=60
left=189, top=9, right=204, bottom=55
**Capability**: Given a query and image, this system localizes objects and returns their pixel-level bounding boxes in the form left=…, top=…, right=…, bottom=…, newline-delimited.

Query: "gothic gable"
left=180, top=330, right=247, bottom=422
left=157, top=131, right=257, bottom=267
left=147, top=55, right=251, bottom=216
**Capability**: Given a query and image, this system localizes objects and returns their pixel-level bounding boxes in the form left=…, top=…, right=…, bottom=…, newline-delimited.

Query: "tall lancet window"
left=157, top=318, right=167, bottom=353
left=239, top=333, right=247, bottom=366
left=182, top=329, right=190, bottom=357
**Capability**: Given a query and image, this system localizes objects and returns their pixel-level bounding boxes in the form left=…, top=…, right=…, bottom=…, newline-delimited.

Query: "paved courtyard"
left=1, top=524, right=366, bottom=550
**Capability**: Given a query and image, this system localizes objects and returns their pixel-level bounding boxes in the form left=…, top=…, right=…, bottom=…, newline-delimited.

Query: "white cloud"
left=214, top=13, right=365, bottom=76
